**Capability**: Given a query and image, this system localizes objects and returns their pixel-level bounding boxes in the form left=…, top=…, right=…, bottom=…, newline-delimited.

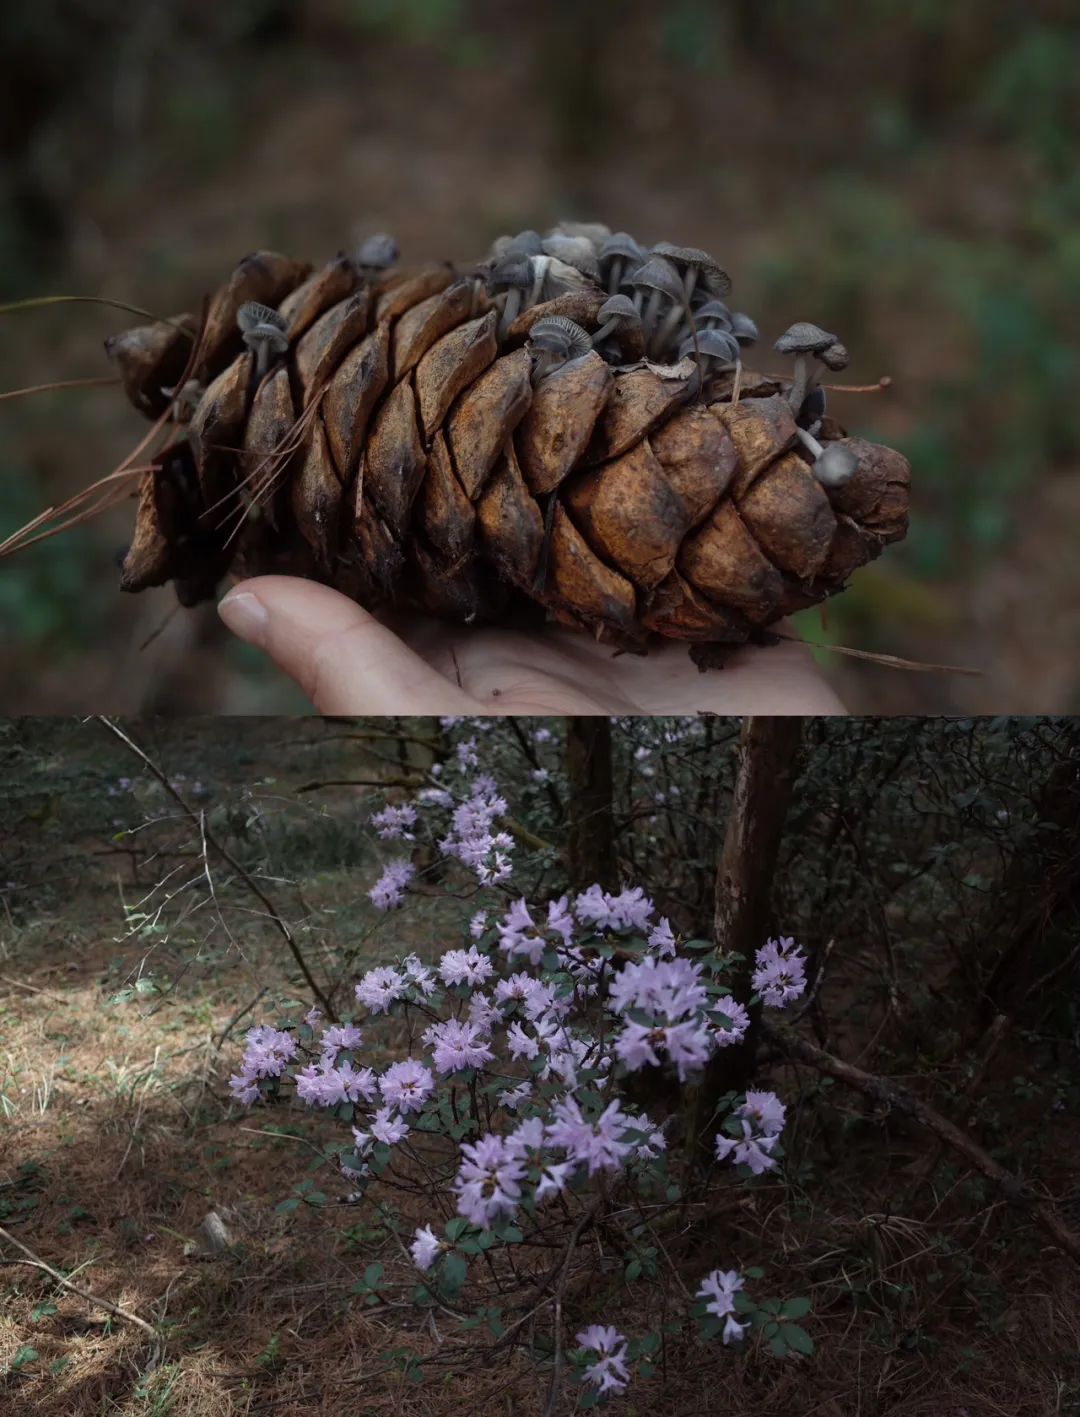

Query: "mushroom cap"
left=774, top=321, right=838, bottom=355
left=528, top=315, right=593, bottom=360
left=729, top=311, right=759, bottom=344
left=541, top=256, right=593, bottom=299
left=694, top=299, right=733, bottom=330
left=356, top=233, right=400, bottom=270
left=596, top=294, right=640, bottom=324
left=631, top=255, right=685, bottom=302
left=679, top=327, right=740, bottom=364
left=599, top=231, right=646, bottom=264
left=812, top=443, right=860, bottom=487
left=549, top=221, right=611, bottom=247
left=652, top=241, right=732, bottom=296
left=488, top=230, right=544, bottom=261
left=819, top=341, right=850, bottom=371
left=542, top=234, right=601, bottom=282
left=486, top=252, right=534, bottom=292
left=237, top=301, right=286, bottom=336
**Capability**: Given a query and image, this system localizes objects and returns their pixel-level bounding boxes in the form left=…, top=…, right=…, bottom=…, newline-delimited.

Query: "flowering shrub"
left=229, top=727, right=814, bottom=1403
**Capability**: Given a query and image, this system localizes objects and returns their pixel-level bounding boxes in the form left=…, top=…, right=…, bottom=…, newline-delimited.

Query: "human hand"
left=217, top=575, right=845, bottom=715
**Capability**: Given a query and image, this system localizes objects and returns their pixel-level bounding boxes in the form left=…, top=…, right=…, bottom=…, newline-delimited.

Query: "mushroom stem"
left=591, top=318, right=620, bottom=346
left=528, top=256, right=550, bottom=310
left=643, top=287, right=664, bottom=344
left=787, top=352, right=812, bottom=414
left=730, top=358, right=743, bottom=407
left=608, top=258, right=624, bottom=295
left=499, top=288, right=524, bottom=340
left=795, top=426, right=825, bottom=459
left=655, top=300, right=689, bottom=360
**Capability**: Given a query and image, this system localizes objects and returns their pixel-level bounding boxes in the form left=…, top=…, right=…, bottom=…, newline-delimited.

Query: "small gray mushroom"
left=598, top=231, right=646, bottom=294
left=527, top=315, right=593, bottom=384
left=236, top=301, right=289, bottom=377
left=541, top=233, right=602, bottom=283
left=652, top=242, right=731, bottom=301
left=591, top=293, right=643, bottom=350
left=794, top=426, right=860, bottom=487
left=774, top=321, right=844, bottom=415
left=487, top=252, right=535, bottom=339
left=729, top=311, right=759, bottom=345
left=355, top=232, right=400, bottom=274
left=631, top=255, right=685, bottom=350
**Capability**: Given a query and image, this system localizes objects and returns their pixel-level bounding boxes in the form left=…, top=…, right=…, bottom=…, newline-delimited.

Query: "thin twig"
left=0, top=1224, right=157, bottom=1338
left=0, top=973, right=70, bottom=1006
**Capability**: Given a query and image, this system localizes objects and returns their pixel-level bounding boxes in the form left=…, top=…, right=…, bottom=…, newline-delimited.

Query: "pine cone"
left=111, top=229, right=909, bottom=652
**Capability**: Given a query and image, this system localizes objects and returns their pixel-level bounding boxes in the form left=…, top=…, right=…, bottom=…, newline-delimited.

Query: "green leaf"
left=780, top=1322, right=814, bottom=1355
left=440, top=1252, right=467, bottom=1295
left=30, top=1302, right=58, bottom=1322
left=769, top=1332, right=789, bottom=1357
left=363, top=1262, right=384, bottom=1289
left=781, top=1297, right=812, bottom=1320
left=625, top=1258, right=642, bottom=1282
left=445, top=1216, right=470, bottom=1242
left=275, top=1197, right=299, bottom=1215
left=9, top=1345, right=37, bottom=1372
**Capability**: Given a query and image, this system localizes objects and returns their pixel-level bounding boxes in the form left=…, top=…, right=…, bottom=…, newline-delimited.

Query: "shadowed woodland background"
left=1, top=0, right=1078, bottom=713
left=0, top=715, right=1078, bottom=1413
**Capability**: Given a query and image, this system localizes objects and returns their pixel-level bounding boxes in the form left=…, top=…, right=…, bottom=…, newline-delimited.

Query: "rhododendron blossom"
left=577, top=1325, right=631, bottom=1394
left=752, top=936, right=808, bottom=1008
left=379, top=1059, right=435, bottom=1114
left=698, top=1269, right=749, bottom=1344
left=369, top=859, right=414, bottom=911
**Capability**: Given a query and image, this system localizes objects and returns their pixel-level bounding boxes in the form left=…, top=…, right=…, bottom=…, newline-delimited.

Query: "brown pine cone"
left=111, top=227, right=909, bottom=652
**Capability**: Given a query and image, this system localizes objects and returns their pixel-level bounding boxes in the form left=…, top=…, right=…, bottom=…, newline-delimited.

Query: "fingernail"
left=218, top=590, right=269, bottom=648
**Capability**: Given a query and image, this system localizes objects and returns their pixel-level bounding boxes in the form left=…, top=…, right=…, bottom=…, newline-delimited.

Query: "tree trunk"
left=564, top=717, right=618, bottom=892
left=981, top=725, right=1080, bottom=1026
left=684, top=716, right=804, bottom=1154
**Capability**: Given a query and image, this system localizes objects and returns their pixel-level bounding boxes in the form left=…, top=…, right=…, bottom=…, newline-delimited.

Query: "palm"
left=219, top=576, right=845, bottom=715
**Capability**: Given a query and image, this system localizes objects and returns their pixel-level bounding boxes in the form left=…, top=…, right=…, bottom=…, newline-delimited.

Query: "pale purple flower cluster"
left=228, top=1025, right=298, bottom=1103
left=752, top=936, right=807, bottom=1008
left=370, top=803, right=418, bottom=840
left=410, top=1224, right=442, bottom=1271
left=577, top=1324, right=631, bottom=1395
left=439, top=778, right=513, bottom=886
left=355, top=964, right=409, bottom=1014
left=380, top=1058, right=435, bottom=1114
left=575, top=883, right=654, bottom=933
left=546, top=1096, right=637, bottom=1175
left=422, top=1019, right=495, bottom=1075
left=439, top=945, right=495, bottom=988
left=498, top=897, right=574, bottom=967
left=608, top=955, right=709, bottom=1019
left=453, top=1134, right=526, bottom=1228
left=715, top=1090, right=786, bottom=1175
left=698, top=1268, right=748, bottom=1344
left=369, top=858, right=415, bottom=911
left=295, top=1058, right=377, bottom=1108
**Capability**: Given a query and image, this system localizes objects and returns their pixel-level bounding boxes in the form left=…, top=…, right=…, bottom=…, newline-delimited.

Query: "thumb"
left=217, top=575, right=475, bottom=714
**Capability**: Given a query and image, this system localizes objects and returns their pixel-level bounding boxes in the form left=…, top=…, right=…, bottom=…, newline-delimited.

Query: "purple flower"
left=615, top=1018, right=712, bottom=1080
left=752, top=936, right=807, bottom=1008
left=370, top=1106, right=410, bottom=1145
left=741, top=1089, right=786, bottom=1137
left=714, top=1090, right=786, bottom=1175
left=607, top=956, right=708, bottom=1021
left=498, top=899, right=547, bottom=966
left=369, top=859, right=415, bottom=911
left=506, top=1021, right=540, bottom=1061
left=411, top=1225, right=442, bottom=1271
left=469, top=910, right=487, bottom=939
left=710, top=998, right=750, bottom=1047
left=401, top=954, right=436, bottom=995
left=576, top=1325, right=630, bottom=1395
left=647, top=917, right=676, bottom=958
left=319, top=1023, right=363, bottom=1063
left=380, top=1058, right=435, bottom=1114
left=355, top=966, right=407, bottom=1014
left=546, top=1097, right=635, bottom=1175
left=423, top=1019, right=494, bottom=1075
left=370, top=803, right=418, bottom=840
left=438, top=946, right=494, bottom=989
left=453, top=1134, right=526, bottom=1228
left=295, top=1060, right=377, bottom=1108
left=698, top=1269, right=748, bottom=1343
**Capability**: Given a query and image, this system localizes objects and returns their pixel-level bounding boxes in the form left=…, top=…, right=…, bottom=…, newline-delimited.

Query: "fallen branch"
left=762, top=1020, right=1080, bottom=1267
left=0, top=1224, right=157, bottom=1338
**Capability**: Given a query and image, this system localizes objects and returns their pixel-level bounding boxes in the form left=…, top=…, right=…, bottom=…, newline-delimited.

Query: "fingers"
left=217, top=576, right=475, bottom=714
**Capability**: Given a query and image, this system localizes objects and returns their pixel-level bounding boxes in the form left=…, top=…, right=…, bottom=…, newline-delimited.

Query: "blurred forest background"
left=0, top=0, right=1078, bottom=713
left=0, top=714, right=1078, bottom=1413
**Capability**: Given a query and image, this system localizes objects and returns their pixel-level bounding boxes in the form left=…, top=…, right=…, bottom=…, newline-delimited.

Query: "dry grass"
left=2, top=846, right=1079, bottom=1414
